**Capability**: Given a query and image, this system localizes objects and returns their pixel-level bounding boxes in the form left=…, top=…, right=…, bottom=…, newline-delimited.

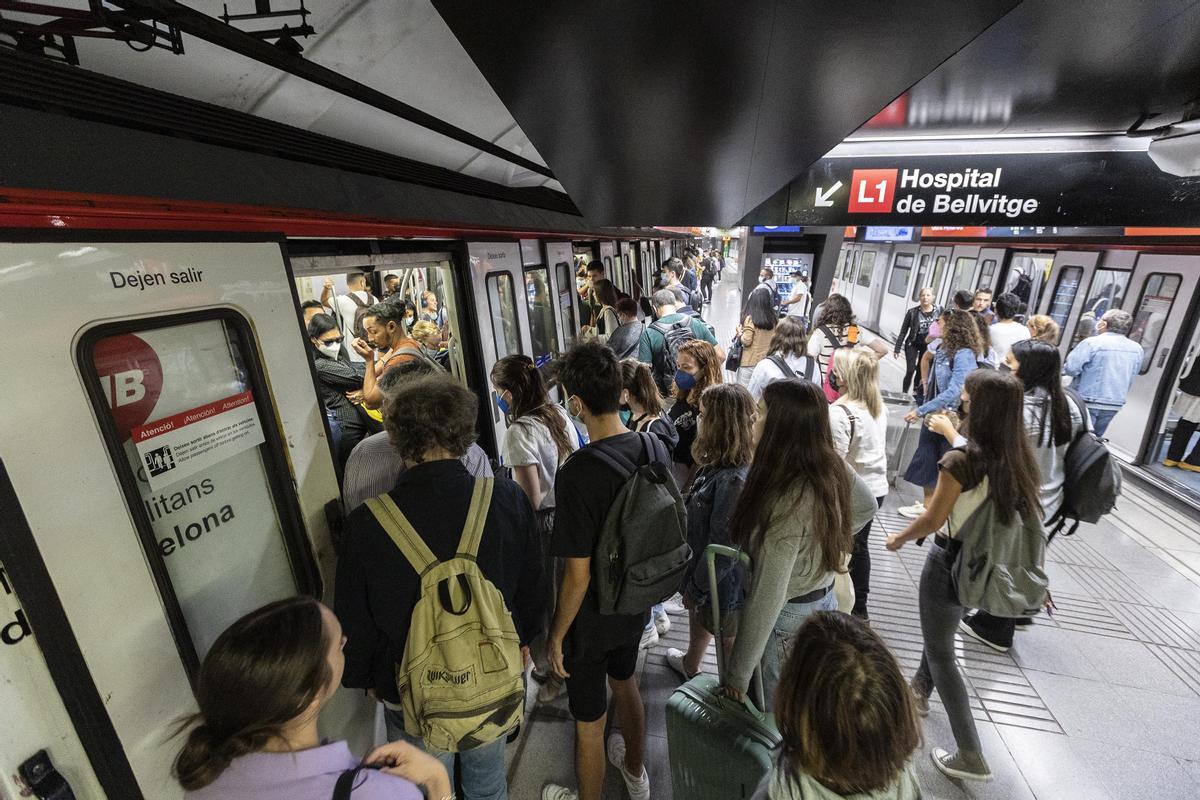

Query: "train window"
left=979, top=259, right=997, bottom=289
left=555, top=261, right=579, bottom=339
left=930, top=256, right=948, bottom=300
left=79, top=311, right=317, bottom=670
left=1047, top=267, right=1083, bottom=329
left=857, top=251, right=876, bottom=288
left=486, top=272, right=522, bottom=358
left=949, top=257, right=977, bottom=296
left=524, top=268, right=557, bottom=365
left=888, top=254, right=914, bottom=297
left=1069, top=268, right=1131, bottom=347
left=910, top=254, right=931, bottom=301
left=1129, top=273, right=1182, bottom=375
left=835, top=248, right=847, bottom=279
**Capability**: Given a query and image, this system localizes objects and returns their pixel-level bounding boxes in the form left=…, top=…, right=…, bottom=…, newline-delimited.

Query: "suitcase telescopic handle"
left=704, top=544, right=769, bottom=717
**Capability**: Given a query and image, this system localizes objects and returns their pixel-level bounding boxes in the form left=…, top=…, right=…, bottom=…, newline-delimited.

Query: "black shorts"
left=563, top=610, right=646, bottom=722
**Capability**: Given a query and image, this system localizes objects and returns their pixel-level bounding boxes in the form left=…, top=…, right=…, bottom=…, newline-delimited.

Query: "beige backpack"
left=366, top=479, right=524, bottom=752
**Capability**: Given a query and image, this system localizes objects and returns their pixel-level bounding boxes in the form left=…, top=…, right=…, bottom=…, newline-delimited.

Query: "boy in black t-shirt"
left=543, top=342, right=651, bottom=800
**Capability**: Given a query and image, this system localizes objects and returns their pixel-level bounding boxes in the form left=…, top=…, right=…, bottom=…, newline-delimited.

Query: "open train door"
left=0, top=239, right=363, bottom=799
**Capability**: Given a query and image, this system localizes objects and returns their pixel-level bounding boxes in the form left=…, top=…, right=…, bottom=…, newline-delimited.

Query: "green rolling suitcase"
left=666, top=544, right=781, bottom=799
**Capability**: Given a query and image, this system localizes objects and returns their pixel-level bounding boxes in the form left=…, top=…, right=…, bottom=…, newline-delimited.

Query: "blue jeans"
left=1089, top=407, right=1119, bottom=437
left=385, top=707, right=507, bottom=800
left=760, top=587, right=837, bottom=711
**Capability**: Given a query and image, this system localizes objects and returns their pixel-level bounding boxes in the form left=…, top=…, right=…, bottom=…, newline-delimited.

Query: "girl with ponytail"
left=174, top=597, right=447, bottom=799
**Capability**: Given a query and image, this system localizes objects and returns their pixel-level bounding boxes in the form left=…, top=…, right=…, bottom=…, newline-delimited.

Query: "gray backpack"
left=950, top=478, right=1049, bottom=618
left=587, top=433, right=692, bottom=615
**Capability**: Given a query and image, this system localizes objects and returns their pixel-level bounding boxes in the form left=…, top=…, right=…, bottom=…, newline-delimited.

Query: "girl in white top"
left=490, top=354, right=578, bottom=698
left=828, top=347, right=888, bottom=619
left=747, top=316, right=820, bottom=401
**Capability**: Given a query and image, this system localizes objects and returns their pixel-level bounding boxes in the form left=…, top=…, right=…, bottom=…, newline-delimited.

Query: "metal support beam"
left=109, top=0, right=555, bottom=180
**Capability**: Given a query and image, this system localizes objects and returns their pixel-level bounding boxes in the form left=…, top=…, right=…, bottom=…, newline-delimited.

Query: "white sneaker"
left=536, top=676, right=566, bottom=703
left=897, top=502, right=926, bottom=519
left=654, top=608, right=671, bottom=636
left=542, top=783, right=578, bottom=800
left=639, top=624, right=659, bottom=649
left=665, top=647, right=696, bottom=682
left=662, top=593, right=687, bottom=616
left=606, top=735, right=651, bottom=800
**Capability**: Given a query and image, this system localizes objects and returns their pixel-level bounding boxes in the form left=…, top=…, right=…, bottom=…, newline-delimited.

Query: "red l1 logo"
left=849, top=169, right=899, bottom=213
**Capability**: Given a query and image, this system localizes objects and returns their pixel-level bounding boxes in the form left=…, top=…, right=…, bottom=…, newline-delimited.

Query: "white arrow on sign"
left=815, top=181, right=843, bottom=207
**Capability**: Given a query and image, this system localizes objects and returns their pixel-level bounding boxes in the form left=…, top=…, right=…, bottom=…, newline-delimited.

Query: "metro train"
left=828, top=234, right=1200, bottom=495
left=0, top=215, right=688, bottom=799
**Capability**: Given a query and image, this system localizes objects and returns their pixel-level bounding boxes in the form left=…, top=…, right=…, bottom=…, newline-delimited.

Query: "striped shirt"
left=342, top=433, right=492, bottom=512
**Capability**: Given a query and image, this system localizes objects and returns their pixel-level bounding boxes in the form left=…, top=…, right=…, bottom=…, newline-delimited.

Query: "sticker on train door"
left=131, top=392, right=265, bottom=493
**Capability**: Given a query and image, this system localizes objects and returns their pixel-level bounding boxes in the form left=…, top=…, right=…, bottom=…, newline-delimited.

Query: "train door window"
left=888, top=254, right=914, bottom=297
left=910, top=254, right=931, bottom=301
left=949, top=257, right=977, bottom=296
left=857, top=251, right=876, bottom=288
left=524, top=268, right=557, bottom=366
left=555, top=261, right=579, bottom=339
left=1068, top=268, right=1131, bottom=347
left=1008, top=253, right=1054, bottom=312
left=978, top=259, right=997, bottom=291
left=834, top=248, right=847, bottom=279
left=930, top=256, right=948, bottom=301
left=486, top=272, right=523, bottom=358
left=1128, top=273, right=1183, bottom=374
left=1047, top=267, right=1083, bottom=329
left=80, top=312, right=316, bottom=667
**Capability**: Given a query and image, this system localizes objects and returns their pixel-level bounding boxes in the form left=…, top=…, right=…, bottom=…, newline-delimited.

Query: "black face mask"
left=828, top=371, right=841, bottom=393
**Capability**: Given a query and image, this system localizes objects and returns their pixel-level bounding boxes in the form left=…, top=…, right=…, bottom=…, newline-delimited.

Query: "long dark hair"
left=744, top=287, right=778, bottom=330
left=174, top=597, right=331, bottom=790
left=692, top=383, right=755, bottom=468
left=620, top=358, right=663, bottom=416
left=731, top=380, right=852, bottom=572
left=962, top=370, right=1042, bottom=524
left=815, top=293, right=853, bottom=329
left=491, top=355, right=574, bottom=458
left=1011, top=339, right=1073, bottom=447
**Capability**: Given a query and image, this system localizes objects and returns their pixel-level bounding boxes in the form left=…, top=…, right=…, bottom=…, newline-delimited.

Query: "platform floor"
left=502, top=275, right=1200, bottom=799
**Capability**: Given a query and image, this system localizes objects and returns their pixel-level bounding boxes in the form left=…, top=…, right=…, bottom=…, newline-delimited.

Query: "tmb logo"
left=849, top=169, right=899, bottom=213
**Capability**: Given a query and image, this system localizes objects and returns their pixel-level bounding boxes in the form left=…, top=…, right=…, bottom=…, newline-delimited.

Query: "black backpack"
left=1048, top=390, right=1122, bottom=541
left=587, top=433, right=692, bottom=615
left=649, top=317, right=696, bottom=394
left=767, top=354, right=820, bottom=384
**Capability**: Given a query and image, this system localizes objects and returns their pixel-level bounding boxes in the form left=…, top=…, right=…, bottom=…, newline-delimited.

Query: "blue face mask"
left=674, top=369, right=697, bottom=391
left=619, top=409, right=633, bottom=426
left=495, top=393, right=510, bottom=416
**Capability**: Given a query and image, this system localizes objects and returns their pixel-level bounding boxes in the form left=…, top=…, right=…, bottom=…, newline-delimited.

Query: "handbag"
left=724, top=334, right=744, bottom=372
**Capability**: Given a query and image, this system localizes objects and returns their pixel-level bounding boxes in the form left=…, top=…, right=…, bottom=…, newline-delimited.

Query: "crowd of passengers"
left=170, top=256, right=1148, bottom=800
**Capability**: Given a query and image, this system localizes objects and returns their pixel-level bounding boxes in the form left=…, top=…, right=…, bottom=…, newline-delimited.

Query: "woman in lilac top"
left=175, top=597, right=450, bottom=800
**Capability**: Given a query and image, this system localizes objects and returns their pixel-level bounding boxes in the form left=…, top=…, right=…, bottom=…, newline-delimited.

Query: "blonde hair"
left=1027, top=314, right=1060, bottom=344
left=832, top=346, right=884, bottom=419
left=411, top=320, right=440, bottom=342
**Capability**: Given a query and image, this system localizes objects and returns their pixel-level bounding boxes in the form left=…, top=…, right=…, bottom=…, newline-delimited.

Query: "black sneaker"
left=959, top=616, right=1011, bottom=652
left=1014, top=617, right=1035, bottom=628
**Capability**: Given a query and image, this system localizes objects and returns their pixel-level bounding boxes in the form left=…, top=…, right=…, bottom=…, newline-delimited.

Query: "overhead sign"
left=774, top=151, right=1200, bottom=227
left=751, top=225, right=803, bottom=234
left=863, top=226, right=914, bottom=242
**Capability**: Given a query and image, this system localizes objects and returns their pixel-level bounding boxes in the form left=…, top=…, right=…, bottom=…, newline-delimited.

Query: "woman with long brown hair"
left=746, top=315, right=819, bottom=401
left=667, top=339, right=723, bottom=490
left=665, top=383, right=756, bottom=682
left=886, top=369, right=1043, bottom=782
left=174, top=597, right=447, bottom=799
left=719, top=379, right=877, bottom=710
left=490, top=354, right=578, bottom=699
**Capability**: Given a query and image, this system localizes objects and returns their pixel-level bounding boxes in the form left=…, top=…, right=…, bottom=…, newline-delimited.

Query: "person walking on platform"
left=605, top=298, right=645, bottom=360
left=491, top=355, right=580, bottom=703
left=667, top=340, right=723, bottom=491
left=829, top=347, right=889, bottom=620
left=336, top=374, right=544, bottom=800
left=736, top=288, right=779, bottom=387
left=750, top=612, right=922, bottom=800
left=952, top=339, right=1085, bottom=651
left=700, top=252, right=716, bottom=303
left=989, top=292, right=1031, bottom=363
left=720, top=379, right=876, bottom=712
left=1063, top=309, right=1143, bottom=436
left=893, top=287, right=939, bottom=403
left=780, top=271, right=810, bottom=319
left=543, top=343, right=657, bottom=800
left=808, top=294, right=887, bottom=387
left=638, top=289, right=719, bottom=397
left=886, top=370, right=1044, bottom=783
left=747, top=316, right=820, bottom=401
left=1027, top=314, right=1060, bottom=344
left=898, top=309, right=983, bottom=520
left=619, top=358, right=679, bottom=457
left=1164, top=358, right=1200, bottom=471
left=665, top=383, right=755, bottom=682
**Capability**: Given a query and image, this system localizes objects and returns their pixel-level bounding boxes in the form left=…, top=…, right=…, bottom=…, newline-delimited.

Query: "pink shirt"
left=184, top=741, right=422, bottom=800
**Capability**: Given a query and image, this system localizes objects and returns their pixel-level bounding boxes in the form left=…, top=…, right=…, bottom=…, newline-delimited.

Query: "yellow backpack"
left=366, top=479, right=524, bottom=752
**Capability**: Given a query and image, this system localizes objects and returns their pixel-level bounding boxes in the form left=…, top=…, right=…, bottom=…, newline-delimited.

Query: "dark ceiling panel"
left=434, top=1, right=1019, bottom=226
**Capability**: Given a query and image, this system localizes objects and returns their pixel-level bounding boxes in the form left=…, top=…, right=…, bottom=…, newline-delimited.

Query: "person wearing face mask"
left=307, top=314, right=378, bottom=470
left=353, top=302, right=442, bottom=409
left=490, top=355, right=580, bottom=703
left=667, top=340, right=723, bottom=491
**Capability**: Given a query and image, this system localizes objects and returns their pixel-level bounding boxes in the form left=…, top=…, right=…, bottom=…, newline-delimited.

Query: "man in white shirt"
left=780, top=271, right=810, bottom=318
left=321, top=272, right=377, bottom=363
left=988, top=292, right=1030, bottom=364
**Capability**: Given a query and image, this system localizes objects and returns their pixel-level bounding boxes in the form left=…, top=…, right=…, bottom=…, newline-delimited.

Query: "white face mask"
left=317, top=341, right=341, bottom=358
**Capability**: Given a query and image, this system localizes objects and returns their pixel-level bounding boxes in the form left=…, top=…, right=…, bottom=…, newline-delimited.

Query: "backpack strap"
left=456, top=478, right=495, bottom=559
left=819, top=324, right=841, bottom=347
left=347, top=292, right=370, bottom=309
left=837, top=404, right=857, bottom=445
left=803, top=355, right=820, bottom=383
left=767, top=354, right=795, bottom=379
left=366, top=494, right=440, bottom=576
left=332, top=766, right=367, bottom=800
